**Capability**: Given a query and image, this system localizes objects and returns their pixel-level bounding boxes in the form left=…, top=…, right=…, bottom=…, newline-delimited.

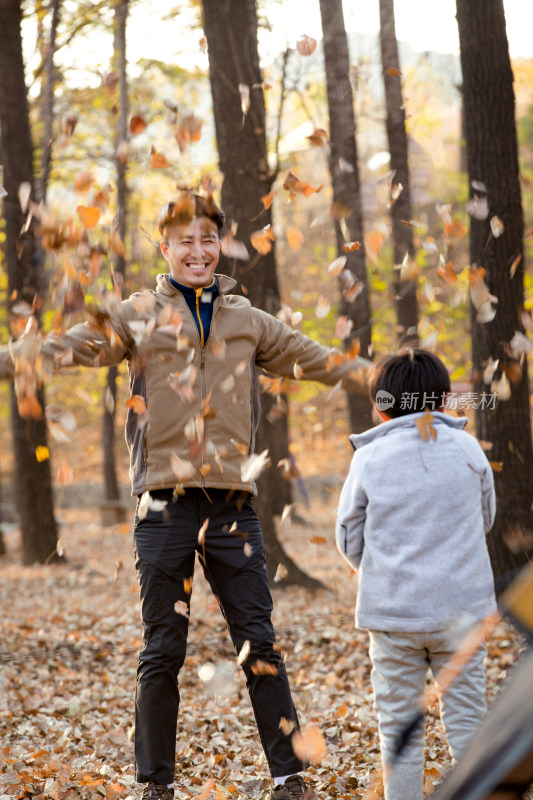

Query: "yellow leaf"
left=35, top=445, right=50, bottom=462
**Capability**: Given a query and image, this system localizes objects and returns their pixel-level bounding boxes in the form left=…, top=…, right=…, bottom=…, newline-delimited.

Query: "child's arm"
left=481, top=455, right=496, bottom=533
left=335, top=452, right=367, bottom=570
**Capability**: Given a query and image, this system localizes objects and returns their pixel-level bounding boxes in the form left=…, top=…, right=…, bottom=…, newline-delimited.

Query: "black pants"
left=133, top=488, right=304, bottom=785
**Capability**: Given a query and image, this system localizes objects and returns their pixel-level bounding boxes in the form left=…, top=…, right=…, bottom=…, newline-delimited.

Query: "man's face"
left=160, top=217, right=220, bottom=288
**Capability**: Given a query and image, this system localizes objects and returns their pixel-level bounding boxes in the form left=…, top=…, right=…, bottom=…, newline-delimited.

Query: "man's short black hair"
left=157, top=192, right=225, bottom=238
left=368, top=348, right=451, bottom=418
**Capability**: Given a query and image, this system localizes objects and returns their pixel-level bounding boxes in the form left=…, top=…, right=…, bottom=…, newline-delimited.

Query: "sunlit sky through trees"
left=22, top=0, right=533, bottom=93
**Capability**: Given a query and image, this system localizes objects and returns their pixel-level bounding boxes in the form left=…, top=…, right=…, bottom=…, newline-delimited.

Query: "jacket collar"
left=156, top=272, right=237, bottom=296
left=350, top=411, right=468, bottom=450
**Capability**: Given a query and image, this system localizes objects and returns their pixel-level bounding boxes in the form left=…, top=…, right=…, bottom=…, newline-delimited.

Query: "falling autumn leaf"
left=241, top=449, right=270, bottom=482
left=261, top=191, right=276, bottom=210
left=509, top=254, right=522, bottom=278
left=327, top=255, right=347, bottom=276
left=239, top=83, right=250, bottom=117
left=342, top=241, right=361, bottom=252
left=282, top=171, right=322, bottom=199
left=251, top=660, right=278, bottom=676
left=238, top=640, right=250, bottom=665
left=129, top=114, right=148, bottom=135
left=306, top=128, right=328, bottom=146
left=150, top=147, right=171, bottom=169
left=74, top=171, right=95, bottom=192
left=490, top=215, right=505, bottom=238
left=287, top=226, right=304, bottom=251
left=436, top=260, right=458, bottom=285
left=386, top=66, right=402, bottom=76
left=444, top=219, right=467, bottom=238
left=174, top=600, right=189, bottom=618
left=125, top=395, right=147, bottom=414
left=292, top=726, right=327, bottom=764
left=415, top=410, right=437, bottom=442
left=296, top=34, right=317, bottom=56
left=77, top=205, right=101, bottom=230
left=251, top=225, right=275, bottom=255
left=35, top=445, right=50, bottom=462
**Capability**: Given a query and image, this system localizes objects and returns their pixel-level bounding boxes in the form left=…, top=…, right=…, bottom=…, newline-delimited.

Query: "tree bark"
left=456, top=0, right=533, bottom=589
left=202, top=0, right=321, bottom=588
left=36, top=0, right=61, bottom=203
left=379, top=0, right=419, bottom=344
left=0, top=0, right=60, bottom=565
left=103, top=0, right=129, bottom=506
left=318, top=0, right=374, bottom=433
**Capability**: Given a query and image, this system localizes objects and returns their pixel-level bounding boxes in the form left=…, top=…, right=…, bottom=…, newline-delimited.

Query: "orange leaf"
left=251, top=225, right=275, bottom=255
left=292, top=726, right=327, bottom=764
left=386, top=66, right=402, bottom=76
left=74, top=171, right=95, bottom=192
left=129, top=114, right=147, bottom=135
left=444, top=219, right=467, bottom=238
left=287, top=226, right=304, bottom=251
left=261, top=191, right=276, bottom=210
left=150, top=146, right=171, bottom=169
left=342, top=241, right=361, bottom=252
left=436, top=261, right=458, bottom=285
left=125, top=395, right=147, bottom=414
left=251, top=660, right=278, bottom=676
left=77, top=205, right=101, bottom=230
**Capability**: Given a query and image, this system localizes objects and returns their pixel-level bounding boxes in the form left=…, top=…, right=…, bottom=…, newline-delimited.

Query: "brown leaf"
left=282, top=171, right=322, bottom=199
left=386, top=66, right=402, bottom=76
left=306, top=128, right=328, bottom=146
left=296, top=34, right=317, bottom=56
left=251, top=660, right=278, bottom=676
left=415, top=410, right=437, bottom=442
left=129, top=114, right=148, bottom=135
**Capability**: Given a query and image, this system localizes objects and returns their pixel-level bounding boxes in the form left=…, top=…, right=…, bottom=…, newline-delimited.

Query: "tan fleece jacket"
left=0, top=274, right=370, bottom=495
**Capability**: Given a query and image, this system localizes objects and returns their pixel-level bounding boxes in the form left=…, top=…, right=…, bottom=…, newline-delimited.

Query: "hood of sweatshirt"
left=349, top=410, right=468, bottom=450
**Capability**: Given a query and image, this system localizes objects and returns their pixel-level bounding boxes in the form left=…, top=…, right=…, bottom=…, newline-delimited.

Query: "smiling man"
left=0, top=192, right=370, bottom=800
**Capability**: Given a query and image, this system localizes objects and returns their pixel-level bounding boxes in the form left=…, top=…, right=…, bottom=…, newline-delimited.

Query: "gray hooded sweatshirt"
left=336, top=412, right=497, bottom=632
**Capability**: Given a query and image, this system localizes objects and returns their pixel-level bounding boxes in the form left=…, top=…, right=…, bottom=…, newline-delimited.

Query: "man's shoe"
left=141, top=783, right=174, bottom=800
left=270, top=775, right=316, bottom=800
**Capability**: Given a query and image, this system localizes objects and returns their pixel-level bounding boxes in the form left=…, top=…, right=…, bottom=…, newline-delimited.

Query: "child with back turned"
left=335, top=349, right=497, bottom=800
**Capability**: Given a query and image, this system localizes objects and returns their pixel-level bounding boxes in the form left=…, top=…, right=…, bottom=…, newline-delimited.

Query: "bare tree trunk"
left=103, top=0, right=129, bottom=509
left=36, top=0, right=61, bottom=203
left=318, top=0, right=373, bottom=433
left=379, top=0, right=418, bottom=345
left=202, top=0, right=321, bottom=588
left=457, top=0, right=533, bottom=589
left=0, top=0, right=60, bottom=565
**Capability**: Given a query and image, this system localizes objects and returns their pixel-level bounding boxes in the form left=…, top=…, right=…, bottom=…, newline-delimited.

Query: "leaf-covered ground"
left=0, top=498, right=527, bottom=800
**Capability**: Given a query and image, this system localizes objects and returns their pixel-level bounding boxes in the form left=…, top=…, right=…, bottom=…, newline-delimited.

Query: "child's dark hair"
left=368, top=348, right=451, bottom=418
left=157, top=192, right=225, bottom=238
